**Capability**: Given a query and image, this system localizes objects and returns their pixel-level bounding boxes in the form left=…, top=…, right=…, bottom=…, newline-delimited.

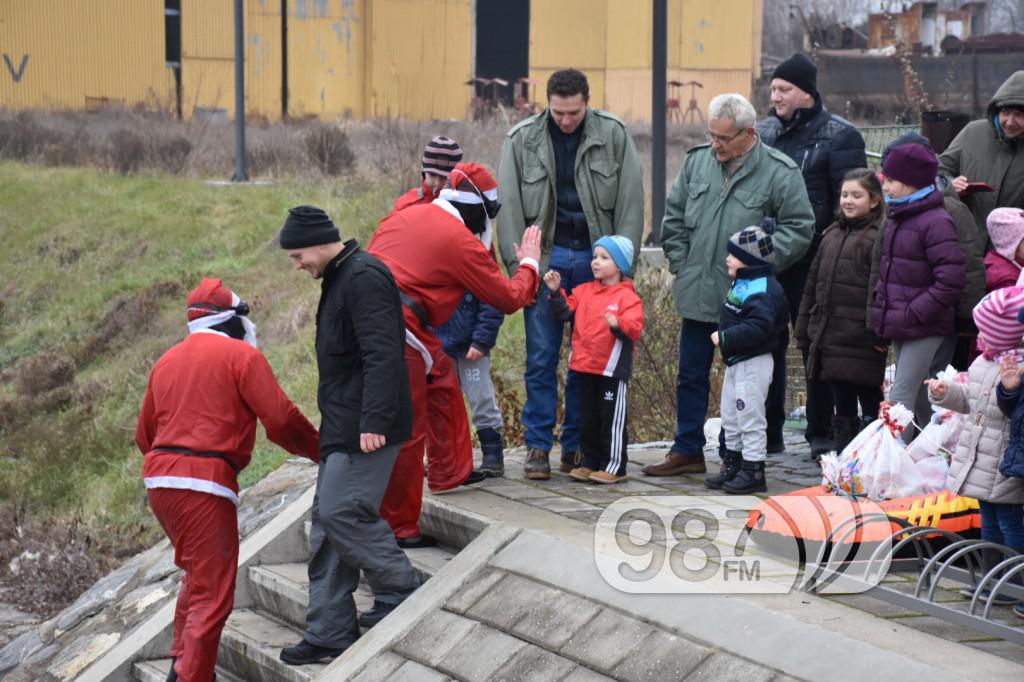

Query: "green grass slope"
left=0, top=161, right=394, bottom=536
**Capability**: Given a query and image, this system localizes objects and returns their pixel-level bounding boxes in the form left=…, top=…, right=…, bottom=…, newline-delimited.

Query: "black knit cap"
left=278, top=205, right=340, bottom=249
left=772, top=53, right=817, bottom=98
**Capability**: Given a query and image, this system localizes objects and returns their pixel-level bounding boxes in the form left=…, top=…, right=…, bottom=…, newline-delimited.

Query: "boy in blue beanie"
left=543, top=236, right=644, bottom=483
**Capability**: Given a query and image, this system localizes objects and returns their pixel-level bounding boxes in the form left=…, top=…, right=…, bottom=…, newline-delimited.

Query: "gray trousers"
left=890, top=335, right=956, bottom=443
left=454, top=354, right=503, bottom=432
left=304, top=443, right=420, bottom=648
left=720, top=354, right=774, bottom=463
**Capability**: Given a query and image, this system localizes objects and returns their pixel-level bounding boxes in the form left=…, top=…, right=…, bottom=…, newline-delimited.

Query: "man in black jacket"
left=276, top=206, right=420, bottom=665
left=756, top=53, right=867, bottom=456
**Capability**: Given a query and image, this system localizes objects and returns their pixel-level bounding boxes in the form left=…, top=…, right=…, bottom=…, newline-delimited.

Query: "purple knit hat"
left=881, top=143, right=938, bottom=189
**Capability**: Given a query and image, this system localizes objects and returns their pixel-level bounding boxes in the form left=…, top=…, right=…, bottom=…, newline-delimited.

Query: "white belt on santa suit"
left=404, top=329, right=433, bottom=375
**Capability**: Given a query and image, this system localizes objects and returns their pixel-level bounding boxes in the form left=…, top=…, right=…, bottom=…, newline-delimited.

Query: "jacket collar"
left=527, top=108, right=607, bottom=158
left=322, top=239, right=359, bottom=285
left=886, top=188, right=944, bottom=219
left=771, top=93, right=824, bottom=133
left=735, top=263, right=772, bottom=280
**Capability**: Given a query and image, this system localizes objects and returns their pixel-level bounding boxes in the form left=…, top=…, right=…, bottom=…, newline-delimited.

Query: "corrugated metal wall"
left=529, top=0, right=762, bottom=123
left=286, top=0, right=367, bottom=118
left=181, top=0, right=282, bottom=121
left=365, top=0, right=472, bottom=120
left=0, top=0, right=174, bottom=111
left=1, top=0, right=759, bottom=123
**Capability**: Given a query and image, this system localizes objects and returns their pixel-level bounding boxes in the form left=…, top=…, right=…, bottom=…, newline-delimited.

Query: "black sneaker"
left=396, top=534, right=437, bottom=549
left=358, top=599, right=401, bottom=629
left=279, top=639, right=349, bottom=665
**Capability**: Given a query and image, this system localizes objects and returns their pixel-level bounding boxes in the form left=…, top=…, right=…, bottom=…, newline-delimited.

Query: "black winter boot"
left=831, top=416, right=860, bottom=456
left=477, top=427, right=505, bottom=477
left=723, top=460, right=767, bottom=494
left=705, top=449, right=742, bottom=489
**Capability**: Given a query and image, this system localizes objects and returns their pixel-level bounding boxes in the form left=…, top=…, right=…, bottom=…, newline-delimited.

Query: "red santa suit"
left=136, top=278, right=319, bottom=682
left=368, top=164, right=539, bottom=539
left=392, top=182, right=436, bottom=213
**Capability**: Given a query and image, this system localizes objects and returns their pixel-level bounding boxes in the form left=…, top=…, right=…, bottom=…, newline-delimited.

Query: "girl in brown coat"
left=796, top=169, right=888, bottom=454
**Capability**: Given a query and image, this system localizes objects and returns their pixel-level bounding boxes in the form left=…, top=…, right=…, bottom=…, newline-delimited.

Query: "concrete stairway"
left=131, top=522, right=454, bottom=682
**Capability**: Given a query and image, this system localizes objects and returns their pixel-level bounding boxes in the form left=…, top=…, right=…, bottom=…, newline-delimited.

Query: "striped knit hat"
left=422, top=136, right=463, bottom=178
left=973, top=286, right=1024, bottom=359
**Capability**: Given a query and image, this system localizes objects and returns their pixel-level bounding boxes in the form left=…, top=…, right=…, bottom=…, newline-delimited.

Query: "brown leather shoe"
left=524, top=448, right=551, bottom=480
left=558, top=449, right=582, bottom=473
left=641, top=451, right=706, bottom=476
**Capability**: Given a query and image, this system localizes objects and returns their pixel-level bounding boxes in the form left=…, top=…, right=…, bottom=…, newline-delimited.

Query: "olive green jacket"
left=496, top=108, right=644, bottom=274
left=662, top=140, right=814, bottom=323
left=939, top=70, right=1024, bottom=229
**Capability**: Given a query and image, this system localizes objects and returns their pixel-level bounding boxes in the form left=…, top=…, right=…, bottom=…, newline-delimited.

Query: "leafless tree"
left=990, top=0, right=1024, bottom=31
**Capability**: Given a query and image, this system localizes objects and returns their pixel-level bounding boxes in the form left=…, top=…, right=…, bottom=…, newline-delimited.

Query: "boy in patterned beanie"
left=708, top=220, right=790, bottom=494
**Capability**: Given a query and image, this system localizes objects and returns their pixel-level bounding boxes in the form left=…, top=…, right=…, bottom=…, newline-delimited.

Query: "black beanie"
left=278, top=205, right=341, bottom=249
left=772, top=53, right=817, bottom=98
left=450, top=201, right=487, bottom=234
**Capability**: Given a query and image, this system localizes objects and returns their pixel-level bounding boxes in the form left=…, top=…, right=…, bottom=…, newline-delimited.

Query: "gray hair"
left=708, top=93, right=757, bottom=131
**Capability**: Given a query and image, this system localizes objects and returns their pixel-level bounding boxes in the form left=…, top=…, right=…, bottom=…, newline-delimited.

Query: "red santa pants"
left=148, top=487, right=238, bottom=682
left=380, top=332, right=473, bottom=538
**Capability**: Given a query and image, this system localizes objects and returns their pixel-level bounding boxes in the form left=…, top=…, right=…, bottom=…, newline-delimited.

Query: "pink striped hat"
left=973, top=285, right=1024, bottom=359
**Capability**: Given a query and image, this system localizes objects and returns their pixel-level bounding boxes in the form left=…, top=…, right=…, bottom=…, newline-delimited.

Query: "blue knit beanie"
left=593, top=236, right=634, bottom=276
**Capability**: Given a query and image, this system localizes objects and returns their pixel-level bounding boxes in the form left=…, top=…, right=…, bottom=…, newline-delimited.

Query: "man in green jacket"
left=939, top=70, right=1024, bottom=230
left=497, top=68, right=644, bottom=480
left=642, top=93, right=814, bottom=477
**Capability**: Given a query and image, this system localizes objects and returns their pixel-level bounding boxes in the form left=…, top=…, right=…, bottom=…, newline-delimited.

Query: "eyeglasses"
left=704, top=129, right=747, bottom=145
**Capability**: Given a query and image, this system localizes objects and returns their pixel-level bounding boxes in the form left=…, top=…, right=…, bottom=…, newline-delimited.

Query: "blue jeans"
left=673, top=319, right=718, bottom=455
left=979, top=500, right=1024, bottom=553
left=522, top=245, right=594, bottom=452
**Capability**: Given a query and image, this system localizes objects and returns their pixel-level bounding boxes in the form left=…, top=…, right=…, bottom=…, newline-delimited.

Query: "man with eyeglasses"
left=756, top=52, right=866, bottom=457
left=642, top=93, right=814, bottom=478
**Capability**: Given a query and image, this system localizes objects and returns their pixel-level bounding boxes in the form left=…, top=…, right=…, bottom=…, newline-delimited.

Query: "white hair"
left=708, top=93, right=757, bottom=131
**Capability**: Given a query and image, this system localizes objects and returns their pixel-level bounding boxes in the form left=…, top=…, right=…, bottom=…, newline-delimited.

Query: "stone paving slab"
left=491, top=643, right=578, bottom=682
left=687, top=652, right=777, bottom=682
left=434, top=622, right=526, bottom=682
left=393, top=609, right=477, bottom=668
left=559, top=608, right=659, bottom=673
left=609, top=630, right=709, bottom=682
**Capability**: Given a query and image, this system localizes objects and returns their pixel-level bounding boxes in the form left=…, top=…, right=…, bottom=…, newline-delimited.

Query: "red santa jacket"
left=368, top=201, right=539, bottom=334
left=551, top=279, right=644, bottom=380
left=136, top=332, right=319, bottom=505
left=392, top=182, right=437, bottom=214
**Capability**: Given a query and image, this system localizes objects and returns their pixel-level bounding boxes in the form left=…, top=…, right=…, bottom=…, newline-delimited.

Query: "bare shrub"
left=304, top=122, right=356, bottom=176
left=628, top=265, right=682, bottom=441
left=492, top=370, right=524, bottom=447
left=108, top=128, right=146, bottom=175
left=150, top=134, right=192, bottom=174
left=13, top=352, right=76, bottom=397
left=363, top=118, right=429, bottom=195
left=0, top=505, right=117, bottom=618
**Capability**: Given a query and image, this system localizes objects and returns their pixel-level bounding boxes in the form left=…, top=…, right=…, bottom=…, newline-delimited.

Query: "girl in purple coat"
left=874, top=143, right=966, bottom=441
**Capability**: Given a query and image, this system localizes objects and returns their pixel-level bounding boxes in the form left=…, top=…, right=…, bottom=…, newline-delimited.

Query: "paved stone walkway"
left=460, top=428, right=1024, bottom=667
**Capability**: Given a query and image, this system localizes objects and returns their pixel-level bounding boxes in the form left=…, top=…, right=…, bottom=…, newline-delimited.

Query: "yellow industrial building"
left=0, top=0, right=762, bottom=123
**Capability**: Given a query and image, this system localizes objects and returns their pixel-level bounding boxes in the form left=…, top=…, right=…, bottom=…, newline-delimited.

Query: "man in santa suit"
left=136, top=278, right=320, bottom=682
left=392, top=136, right=463, bottom=213
left=368, top=163, right=542, bottom=547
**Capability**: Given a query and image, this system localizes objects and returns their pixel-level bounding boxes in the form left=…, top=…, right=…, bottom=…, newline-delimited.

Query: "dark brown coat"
left=795, top=215, right=888, bottom=385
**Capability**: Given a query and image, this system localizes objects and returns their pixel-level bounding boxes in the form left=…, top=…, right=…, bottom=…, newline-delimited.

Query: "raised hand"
left=543, top=270, right=562, bottom=291
left=513, top=225, right=542, bottom=262
left=1000, top=354, right=1022, bottom=391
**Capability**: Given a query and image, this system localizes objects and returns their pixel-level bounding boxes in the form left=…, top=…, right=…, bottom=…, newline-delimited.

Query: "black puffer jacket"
left=757, top=97, right=867, bottom=241
left=795, top=214, right=887, bottom=385
left=315, top=240, right=412, bottom=456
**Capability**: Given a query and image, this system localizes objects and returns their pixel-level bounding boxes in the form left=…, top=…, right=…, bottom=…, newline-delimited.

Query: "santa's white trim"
left=144, top=475, right=239, bottom=506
